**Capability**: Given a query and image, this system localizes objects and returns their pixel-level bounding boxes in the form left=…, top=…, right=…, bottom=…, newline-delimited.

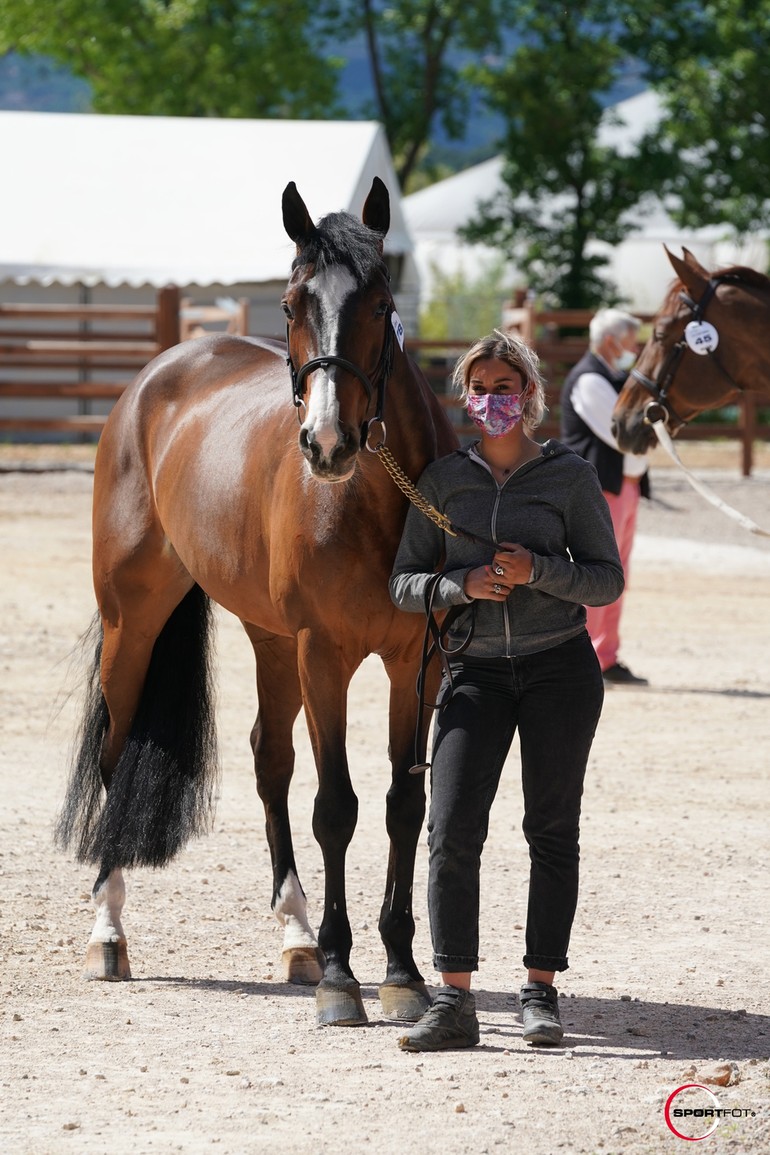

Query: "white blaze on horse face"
left=302, top=265, right=358, bottom=457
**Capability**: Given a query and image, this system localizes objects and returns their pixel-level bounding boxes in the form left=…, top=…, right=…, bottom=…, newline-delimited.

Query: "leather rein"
left=631, top=274, right=747, bottom=432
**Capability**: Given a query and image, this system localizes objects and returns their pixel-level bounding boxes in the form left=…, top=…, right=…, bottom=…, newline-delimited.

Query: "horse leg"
left=244, top=626, right=324, bottom=985
left=376, top=653, right=434, bottom=1021
left=80, top=610, right=176, bottom=979
left=83, top=866, right=131, bottom=980
left=297, top=632, right=365, bottom=1026
left=58, top=576, right=218, bottom=980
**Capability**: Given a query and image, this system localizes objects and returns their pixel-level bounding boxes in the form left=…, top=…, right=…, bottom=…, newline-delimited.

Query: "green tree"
left=0, top=0, right=342, bottom=118
left=619, top=0, right=770, bottom=236
left=325, top=0, right=520, bottom=190
left=462, top=1, right=668, bottom=308
left=419, top=258, right=515, bottom=340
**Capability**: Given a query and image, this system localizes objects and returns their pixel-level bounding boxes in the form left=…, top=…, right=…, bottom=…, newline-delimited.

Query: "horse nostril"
left=299, top=427, right=318, bottom=458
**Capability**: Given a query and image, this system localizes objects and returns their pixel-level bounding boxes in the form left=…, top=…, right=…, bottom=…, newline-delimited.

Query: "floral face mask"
left=466, top=392, right=524, bottom=437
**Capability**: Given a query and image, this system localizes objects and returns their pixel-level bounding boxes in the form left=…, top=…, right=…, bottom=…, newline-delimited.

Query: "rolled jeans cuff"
left=433, top=953, right=478, bottom=973
left=523, top=953, right=569, bottom=973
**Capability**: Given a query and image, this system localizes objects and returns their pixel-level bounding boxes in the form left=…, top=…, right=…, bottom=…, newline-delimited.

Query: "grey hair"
left=589, top=308, right=641, bottom=348
left=452, top=329, right=547, bottom=429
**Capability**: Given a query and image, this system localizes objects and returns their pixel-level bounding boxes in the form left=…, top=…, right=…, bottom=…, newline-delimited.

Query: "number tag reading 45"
left=684, top=320, right=719, bottom=354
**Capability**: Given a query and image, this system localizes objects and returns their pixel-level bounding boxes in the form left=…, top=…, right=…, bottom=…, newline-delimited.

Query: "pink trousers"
left=586, top=478, right=641, bottom=672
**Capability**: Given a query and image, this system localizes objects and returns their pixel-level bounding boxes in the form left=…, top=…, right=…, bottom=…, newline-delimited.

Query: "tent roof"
left=0, top=111, right=410, bottom=288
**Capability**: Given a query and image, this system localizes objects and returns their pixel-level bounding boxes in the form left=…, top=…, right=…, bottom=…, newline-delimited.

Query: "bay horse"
left=56, top=177, right=458, bottom=1026
left=612, top=246, right=770, bottom=453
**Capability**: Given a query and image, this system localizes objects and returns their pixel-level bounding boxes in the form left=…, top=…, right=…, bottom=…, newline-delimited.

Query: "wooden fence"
left=0, top=288, right=248, bottom=437
left=1, top=294, right=766, bottom=473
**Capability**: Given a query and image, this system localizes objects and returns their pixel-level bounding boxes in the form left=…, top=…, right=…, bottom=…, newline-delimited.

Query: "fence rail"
left=0, top=288, right=182, bottom=436
left=1, top=297, right=767, bottom=473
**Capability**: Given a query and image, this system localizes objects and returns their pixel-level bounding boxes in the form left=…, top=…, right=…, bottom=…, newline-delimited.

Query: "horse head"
left=282, top=178, right=396, bottom=481
left=611, top=247, right=770, bottom=453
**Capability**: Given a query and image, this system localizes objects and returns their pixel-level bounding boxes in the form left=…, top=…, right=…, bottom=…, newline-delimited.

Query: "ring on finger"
left=493, top=564, right=504, bottom=576
left=493, top=583, right=502, bottom=595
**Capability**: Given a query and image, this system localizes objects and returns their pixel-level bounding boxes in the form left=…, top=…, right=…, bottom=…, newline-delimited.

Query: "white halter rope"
left=650, top=420, right=770, bottom=538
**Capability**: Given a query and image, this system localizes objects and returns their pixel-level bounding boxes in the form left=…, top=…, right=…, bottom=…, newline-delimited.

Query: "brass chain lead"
left=372, top=444, right=458, bottom=537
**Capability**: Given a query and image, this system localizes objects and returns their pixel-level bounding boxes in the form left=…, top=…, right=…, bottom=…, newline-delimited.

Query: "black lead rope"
left=409, top=573, right=477, bottom=775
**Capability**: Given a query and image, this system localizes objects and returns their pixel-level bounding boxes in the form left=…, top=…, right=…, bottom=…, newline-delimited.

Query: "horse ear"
left=282, top=182, right=317, bottom=246
left=665, top=245, right=709, bottom=294
left=362, top=177, right=390, bottom=245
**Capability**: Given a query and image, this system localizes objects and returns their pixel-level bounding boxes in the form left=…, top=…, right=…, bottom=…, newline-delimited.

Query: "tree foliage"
left=0, top=0, right=342, bottom=118
left=461, top=1, right=671, bottom=308
left=3, top=0, right=769, bottom=307
left=418, top=258, right=514, bottom=340
left=619, top=0, right=770, bottom=235
left=323, top=0, right=518, bottom=189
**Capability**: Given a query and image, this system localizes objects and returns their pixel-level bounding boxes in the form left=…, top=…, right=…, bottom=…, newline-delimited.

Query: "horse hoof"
left=316, top=980, right=368, bottom=1027
left=83, top=940, right=131, bottom=981
left=378, top=980, right=431, bottom=1021
left=282, top=946, right=325, bottom=986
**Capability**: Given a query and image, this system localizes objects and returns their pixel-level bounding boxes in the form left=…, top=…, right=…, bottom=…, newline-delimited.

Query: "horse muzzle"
left=611, top=408, right=658, bottom=455
left=299, top=424, right=360, bottom=481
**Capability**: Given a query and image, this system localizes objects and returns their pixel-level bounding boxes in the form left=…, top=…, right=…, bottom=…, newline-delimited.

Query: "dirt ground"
left=1, top=440, right=769, bottom=1155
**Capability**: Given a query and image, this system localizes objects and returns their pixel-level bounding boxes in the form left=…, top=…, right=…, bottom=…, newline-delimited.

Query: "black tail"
left=55, top=585, right=220, bottom=870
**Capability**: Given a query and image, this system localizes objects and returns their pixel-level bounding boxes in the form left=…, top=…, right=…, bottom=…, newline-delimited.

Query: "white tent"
left=0, top=111, right=417, bottom=330
left=402, top=90, right=769, bottom=314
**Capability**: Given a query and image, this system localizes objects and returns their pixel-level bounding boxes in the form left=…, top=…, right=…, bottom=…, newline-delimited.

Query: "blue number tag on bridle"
left=684, top=319, right=719, bottom=354
left=391, top=310, right=405, bottom=350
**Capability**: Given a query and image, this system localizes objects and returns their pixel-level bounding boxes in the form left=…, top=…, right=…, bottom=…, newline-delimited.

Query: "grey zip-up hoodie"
left=389, top=439, right=624, bottom=658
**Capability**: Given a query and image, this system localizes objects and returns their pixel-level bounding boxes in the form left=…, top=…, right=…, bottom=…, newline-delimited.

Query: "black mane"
left=293, top=211, right=388, bottom=285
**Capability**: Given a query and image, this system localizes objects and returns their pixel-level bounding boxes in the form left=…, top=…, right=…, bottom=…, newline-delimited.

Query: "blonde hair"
left=452, top=329, right=547, bottom=429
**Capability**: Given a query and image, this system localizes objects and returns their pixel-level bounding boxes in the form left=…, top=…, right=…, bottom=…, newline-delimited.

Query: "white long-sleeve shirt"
left=569, top=364, right=648, bottom=479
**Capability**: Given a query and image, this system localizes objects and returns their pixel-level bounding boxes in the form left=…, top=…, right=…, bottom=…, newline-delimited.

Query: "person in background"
left=560, top=308, right=650, bottom=686
left=389, top=330, right=624, bottom=1053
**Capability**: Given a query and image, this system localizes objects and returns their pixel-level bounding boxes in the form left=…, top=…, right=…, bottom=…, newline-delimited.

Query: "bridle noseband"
left=286, top=305, right=395, bottom=448
left=630, top=274, right=745, bottom=431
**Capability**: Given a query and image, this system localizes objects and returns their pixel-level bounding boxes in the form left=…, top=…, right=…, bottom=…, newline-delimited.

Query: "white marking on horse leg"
left=273, top=870, right=318, bottom=952
left=88, top=868, right=127, bottom=946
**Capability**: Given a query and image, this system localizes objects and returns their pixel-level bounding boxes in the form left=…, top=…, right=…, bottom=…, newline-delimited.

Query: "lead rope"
left=369, top=439, right=490, bottom=775
left=650, top=421, right=770, bottom=538
left=370, top=441, right=494, bottom=548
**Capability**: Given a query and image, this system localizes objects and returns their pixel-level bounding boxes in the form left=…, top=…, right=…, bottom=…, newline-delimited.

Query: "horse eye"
left=374, top=301, right=389, bottom=318
left=281, top=301, right=294, bottom=320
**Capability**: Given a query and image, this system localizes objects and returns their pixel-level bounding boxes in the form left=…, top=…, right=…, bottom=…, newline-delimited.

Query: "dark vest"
left=560, top=351, right=650, bottom=498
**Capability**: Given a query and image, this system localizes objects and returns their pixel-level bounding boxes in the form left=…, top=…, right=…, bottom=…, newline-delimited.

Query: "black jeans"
left=427, top=630, right=604, bottom=975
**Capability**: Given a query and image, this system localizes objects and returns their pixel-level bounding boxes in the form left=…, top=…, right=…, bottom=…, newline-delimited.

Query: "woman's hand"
left=463, top=543, right=533, bottom=601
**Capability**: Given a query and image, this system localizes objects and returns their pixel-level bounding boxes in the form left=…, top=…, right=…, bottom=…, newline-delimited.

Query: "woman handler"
left=389, top=330, right=624, bottom=1051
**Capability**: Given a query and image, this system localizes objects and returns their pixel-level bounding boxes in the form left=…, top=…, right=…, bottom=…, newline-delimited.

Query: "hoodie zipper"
left=489, top=486, right=513, bottom=655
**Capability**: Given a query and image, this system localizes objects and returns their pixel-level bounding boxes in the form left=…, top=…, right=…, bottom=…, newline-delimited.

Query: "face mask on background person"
left=615, top=348, right=637, bottom=372
left=466, top=392, right=524, bottom=437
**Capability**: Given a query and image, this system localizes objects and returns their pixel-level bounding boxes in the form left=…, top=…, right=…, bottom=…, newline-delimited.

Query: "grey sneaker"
left=520, top=982, right=564, bottom=1046
left=397, top=985, right=480, bottom=1052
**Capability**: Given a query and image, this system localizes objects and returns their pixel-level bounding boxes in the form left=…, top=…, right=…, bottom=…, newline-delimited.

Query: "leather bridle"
left=285, top=305, right=395, bottom=449
left=630, top=274, right=746, bottom=431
